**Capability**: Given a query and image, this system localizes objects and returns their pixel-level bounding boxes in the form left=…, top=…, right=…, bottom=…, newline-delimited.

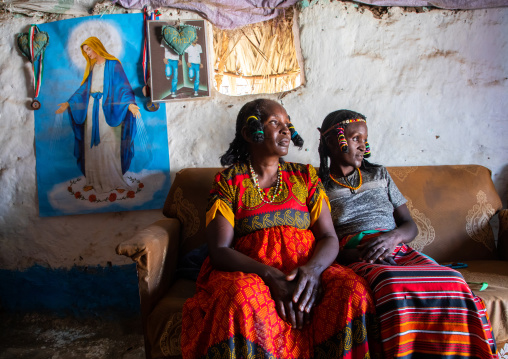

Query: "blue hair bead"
left=291, top=131, right=298, bottom=139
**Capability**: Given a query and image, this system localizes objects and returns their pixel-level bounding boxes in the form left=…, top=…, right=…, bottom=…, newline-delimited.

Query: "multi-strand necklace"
left=249, top=161, right=283, bottom=204
left=330, top=168, right=362, bottom=194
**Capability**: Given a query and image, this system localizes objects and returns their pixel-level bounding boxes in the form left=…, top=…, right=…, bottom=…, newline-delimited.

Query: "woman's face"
left=251, top=101, right=291, bottom=158
left=327, top=121, right=368, bottom=174
left=82, top=45, right=98, bottom=60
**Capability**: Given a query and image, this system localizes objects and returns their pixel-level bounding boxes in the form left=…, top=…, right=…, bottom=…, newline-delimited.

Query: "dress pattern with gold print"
left=208, top=162, right=324, bottom=238
left=289, top=174, right=308, bottom=205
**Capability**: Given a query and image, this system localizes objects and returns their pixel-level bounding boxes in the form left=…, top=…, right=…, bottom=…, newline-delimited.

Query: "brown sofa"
left=116, top=165, right=508, bottom=358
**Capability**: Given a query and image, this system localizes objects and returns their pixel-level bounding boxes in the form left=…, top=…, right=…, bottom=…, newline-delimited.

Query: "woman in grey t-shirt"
left=317, top=109, right=497, bottom=359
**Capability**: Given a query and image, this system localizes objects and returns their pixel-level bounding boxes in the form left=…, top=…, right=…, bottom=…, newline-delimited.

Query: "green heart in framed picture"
left=147, top=19, right=210, bottom=102
left=161, top=24, right=197, bottom=55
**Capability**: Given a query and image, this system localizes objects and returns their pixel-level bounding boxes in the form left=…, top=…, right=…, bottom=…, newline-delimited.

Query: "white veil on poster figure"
left=147, top=19, right=210, bottom=102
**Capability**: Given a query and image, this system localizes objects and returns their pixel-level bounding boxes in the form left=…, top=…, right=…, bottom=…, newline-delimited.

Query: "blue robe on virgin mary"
left=66, top=59, right=137, bottom=176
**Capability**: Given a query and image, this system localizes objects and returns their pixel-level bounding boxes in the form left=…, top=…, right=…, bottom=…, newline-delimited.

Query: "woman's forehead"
left=262, top=101, right=287, bottom=117
left=345, top=121, right=368, bottom=134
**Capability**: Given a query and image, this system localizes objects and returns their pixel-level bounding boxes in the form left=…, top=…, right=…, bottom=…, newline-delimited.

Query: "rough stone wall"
left=0, top=1, right=506, bottom=270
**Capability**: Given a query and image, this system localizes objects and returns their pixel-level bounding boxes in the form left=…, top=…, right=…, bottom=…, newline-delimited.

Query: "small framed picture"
left=147, top=19, right=210, bottom=101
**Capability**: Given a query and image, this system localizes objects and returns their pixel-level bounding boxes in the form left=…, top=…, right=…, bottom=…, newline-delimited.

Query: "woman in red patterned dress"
left=181, top=99, right=382, bottom=359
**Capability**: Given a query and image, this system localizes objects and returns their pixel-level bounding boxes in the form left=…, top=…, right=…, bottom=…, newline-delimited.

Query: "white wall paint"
left=0, top=2, right=506, bottom=270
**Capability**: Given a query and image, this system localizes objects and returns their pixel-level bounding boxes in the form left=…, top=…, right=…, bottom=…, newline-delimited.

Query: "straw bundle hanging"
left=213, top=8, right=301, bottom=96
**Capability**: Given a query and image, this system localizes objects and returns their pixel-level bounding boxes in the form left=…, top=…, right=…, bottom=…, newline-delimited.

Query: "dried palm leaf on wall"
left=212, top=8, right=302, bottom=96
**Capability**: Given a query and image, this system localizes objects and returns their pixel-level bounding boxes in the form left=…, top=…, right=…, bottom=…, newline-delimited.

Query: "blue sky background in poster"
left=35, top=14, right=170, bottom=217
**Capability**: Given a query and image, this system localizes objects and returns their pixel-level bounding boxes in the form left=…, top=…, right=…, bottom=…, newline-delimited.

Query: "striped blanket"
left=347, top=240, right=498, bottom=358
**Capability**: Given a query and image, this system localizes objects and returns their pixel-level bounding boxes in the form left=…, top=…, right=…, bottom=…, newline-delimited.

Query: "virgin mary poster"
left=35, top=14, right=170, bottom=217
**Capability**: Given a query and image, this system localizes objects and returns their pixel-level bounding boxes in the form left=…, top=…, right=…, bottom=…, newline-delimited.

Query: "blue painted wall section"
left=0, top=264, right=140, bottom=318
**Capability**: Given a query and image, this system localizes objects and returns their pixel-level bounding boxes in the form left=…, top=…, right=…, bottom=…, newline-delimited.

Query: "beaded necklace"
left=249, top=161, right=283, bottom=204
left=330, top=168, right=362, bottom=194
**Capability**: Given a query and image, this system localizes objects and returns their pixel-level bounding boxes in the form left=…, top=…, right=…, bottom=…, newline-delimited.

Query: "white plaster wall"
left=0, top=1, right=506, bottom=270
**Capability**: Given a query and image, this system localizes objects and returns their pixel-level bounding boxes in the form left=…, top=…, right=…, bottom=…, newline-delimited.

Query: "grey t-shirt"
left=326, top=166, right=407, bottom=239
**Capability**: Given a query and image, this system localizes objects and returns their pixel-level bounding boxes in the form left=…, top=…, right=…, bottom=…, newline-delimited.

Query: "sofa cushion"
left=457, top=260, right=508, bottom=347
left=388, top=165, right=502, bottom=262
left=147, top=279, right=196, bottom=358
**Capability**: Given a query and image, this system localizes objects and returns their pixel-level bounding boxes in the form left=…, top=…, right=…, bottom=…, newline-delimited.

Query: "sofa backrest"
left=163, top=168, right=219, bottom=255
left=163, top=165, right=502, bottom=263
left=387, top=165, right=501, bottom=262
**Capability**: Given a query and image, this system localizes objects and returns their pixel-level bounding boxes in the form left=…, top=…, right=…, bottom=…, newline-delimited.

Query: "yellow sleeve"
left=309, top=191, right=331, bottom=227
left=305, top=164, right=331, bottom=227
left=206, top=199, right=235, bottom=228
left=206, top=169, right=236, bottom=228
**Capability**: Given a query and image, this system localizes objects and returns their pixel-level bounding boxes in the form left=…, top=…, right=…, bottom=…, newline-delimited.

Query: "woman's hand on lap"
left=265, top=268, right=313, bottom=330
left=357, top=232, right=400, bottom=264
left=287, top=265, right=322, bottom=327
left=375, top=256, right=398, bottom=265
left=264, top=269, right=291, bottom=312
left=356, top=205, right=417, bottom=264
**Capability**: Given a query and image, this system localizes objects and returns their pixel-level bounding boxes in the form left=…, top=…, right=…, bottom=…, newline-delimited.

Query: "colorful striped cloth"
left=347, top=239, right=498, bottom=358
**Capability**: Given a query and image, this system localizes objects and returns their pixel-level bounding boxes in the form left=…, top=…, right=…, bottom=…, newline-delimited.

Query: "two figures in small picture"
left=162, top=36, right=203, bottom=97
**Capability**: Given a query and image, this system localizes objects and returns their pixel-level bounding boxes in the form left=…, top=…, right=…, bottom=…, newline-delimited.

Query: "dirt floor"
left=0, top=312, right=145, bottom=359
left=1, top=312, right=507, bottom=358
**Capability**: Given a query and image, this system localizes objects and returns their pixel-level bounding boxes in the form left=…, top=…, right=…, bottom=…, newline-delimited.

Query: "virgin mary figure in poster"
left=35, top=14, right=170, bottom=216
left=55, top=36, right=139, bottom=194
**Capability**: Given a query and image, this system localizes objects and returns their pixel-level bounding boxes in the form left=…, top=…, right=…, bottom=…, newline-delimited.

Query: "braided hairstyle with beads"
left=318, top=109, right=378, bottom=188
left=220, top=99, right=304, bottom=166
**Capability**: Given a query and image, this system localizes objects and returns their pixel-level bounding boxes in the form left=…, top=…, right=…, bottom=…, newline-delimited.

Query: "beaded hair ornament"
left=246, top=116, right=264, bottom=136
left=320, top=118, right=371, bottom=158
left=288, top=122, right=299, bottom=139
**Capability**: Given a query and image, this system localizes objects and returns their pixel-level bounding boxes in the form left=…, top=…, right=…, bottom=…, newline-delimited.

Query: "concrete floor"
left=0, top=313, right=145, bottom=359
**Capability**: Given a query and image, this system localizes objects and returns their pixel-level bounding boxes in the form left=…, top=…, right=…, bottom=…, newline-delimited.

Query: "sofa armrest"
left=498, top=208, right=508, bottom=261
left=116, top=218, right=181, bottom=318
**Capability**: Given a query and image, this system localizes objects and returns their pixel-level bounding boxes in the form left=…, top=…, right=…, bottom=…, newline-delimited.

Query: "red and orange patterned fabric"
left=205, top=162, right=329, bottom=237
left=346, top=232, right=498, bottom=359
left=181, top=162, right=382, bottom=358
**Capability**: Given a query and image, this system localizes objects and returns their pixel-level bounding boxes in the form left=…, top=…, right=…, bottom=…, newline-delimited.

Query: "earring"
left=364, top=141, right=371, bottom=158
left=338, top=128, right=348, bottom=152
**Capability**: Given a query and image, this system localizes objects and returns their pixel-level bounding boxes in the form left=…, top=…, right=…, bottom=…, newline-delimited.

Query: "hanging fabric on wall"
left=4, top=0, right=507, bottom=25
left=112, top=0, right=508, bottom=29
left=113, top=0, right=300, bottom=29
left=352, top=0, right=508, bottom=9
